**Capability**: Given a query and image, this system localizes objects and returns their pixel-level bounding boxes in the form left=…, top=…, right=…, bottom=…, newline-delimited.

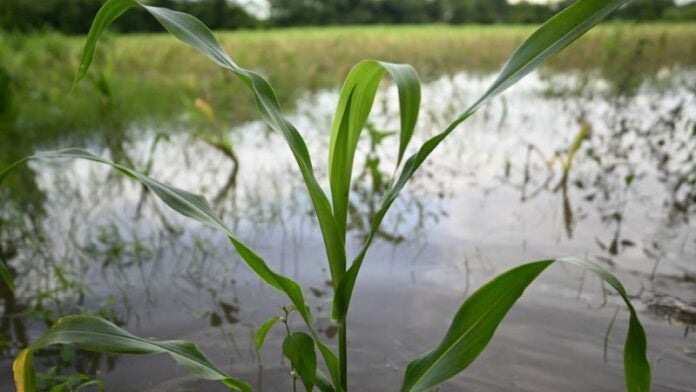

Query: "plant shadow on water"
left=0, top=7, right=694, bottom=392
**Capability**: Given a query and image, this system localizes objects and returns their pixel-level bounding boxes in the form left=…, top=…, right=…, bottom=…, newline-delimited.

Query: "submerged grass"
left=2, top=22, right=695, bottom=142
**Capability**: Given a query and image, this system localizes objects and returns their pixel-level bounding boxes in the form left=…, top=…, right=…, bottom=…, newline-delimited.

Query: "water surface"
left=1, top=69, right=694, bottom=391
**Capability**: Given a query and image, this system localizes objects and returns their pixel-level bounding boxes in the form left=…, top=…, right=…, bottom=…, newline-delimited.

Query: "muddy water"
left=0, top=70, right=694, bottom=391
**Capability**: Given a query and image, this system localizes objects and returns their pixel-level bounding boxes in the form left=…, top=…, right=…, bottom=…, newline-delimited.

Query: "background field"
left=3, top=23, right=695, bottom=141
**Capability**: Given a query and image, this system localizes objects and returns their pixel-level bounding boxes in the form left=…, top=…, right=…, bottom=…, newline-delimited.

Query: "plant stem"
left=339, top=320, right=348, bottom=391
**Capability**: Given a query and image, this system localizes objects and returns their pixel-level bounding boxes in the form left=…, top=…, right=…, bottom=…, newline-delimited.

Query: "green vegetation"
left=3, top=0, right=694, bottom=33
left=2, top=22, right=696, bottom=145
left=1, top=1, right=654, bottom=391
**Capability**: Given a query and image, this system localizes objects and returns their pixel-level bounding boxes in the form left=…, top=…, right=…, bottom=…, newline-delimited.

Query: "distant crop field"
left=2, top=23, right=695, bottom=137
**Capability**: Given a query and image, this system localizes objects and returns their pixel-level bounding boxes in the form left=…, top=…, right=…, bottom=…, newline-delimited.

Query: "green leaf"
left=13, top=316, right=252, bottom=392
left=400, top=258, right=650, bottom=392
left=0, top=148, right=340, bottom=391
left=143, top=3, right=346, bottom=294
left=75, top=2, right=345, bottom=386
left=0, top=258, right=14, bottom=291
left=75, top=0, right=345, bottom=294
left=74, top=0, right=138, bottom=85
left=333, top=0, right=630, bottom=322
left=283, top=332, right=317, bottom=392
left=254, top=316, right=281, bottom=354
left=328, top=60, right=420, bottom=239
left=469, top=0, right=630, bottom=114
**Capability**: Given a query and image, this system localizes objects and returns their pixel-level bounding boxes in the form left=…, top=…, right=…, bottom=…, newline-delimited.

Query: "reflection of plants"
left=37, top=362, right=105, bottom=392
left=191, top=97, right=240, bottom=203
left=2, top=1, right=651, bottom=392
left=348, top=123, right=406, bottom=243
left=524, top=52, right=694, bottom=251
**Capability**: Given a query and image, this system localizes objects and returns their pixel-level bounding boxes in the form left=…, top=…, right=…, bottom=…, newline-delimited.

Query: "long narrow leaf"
left=334, top=0, right=629, bottom=321
left=328, top=60, right=420, bottom=239
left=77, top=3, right=346, bottom=384
left=74, top=0, right=138, bottom=85
left=400, top=258, right=650, bottom=392
left=13, top=316, right=252, bottom=392
left=0, top=148, right=340, bottom=391
left=254, top=316, right=281, bottom=354
left=75, top=0, right=346, bottom=296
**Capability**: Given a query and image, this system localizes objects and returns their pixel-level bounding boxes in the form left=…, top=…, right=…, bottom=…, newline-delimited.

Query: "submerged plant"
left=1, top=1, right=651, bottom=391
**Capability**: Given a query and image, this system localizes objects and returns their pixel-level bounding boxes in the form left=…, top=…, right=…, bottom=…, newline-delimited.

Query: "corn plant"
left=1, top=1, right=651, bottom=391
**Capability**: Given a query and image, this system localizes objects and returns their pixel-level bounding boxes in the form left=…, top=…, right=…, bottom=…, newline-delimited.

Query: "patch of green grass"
left=2, top=23, right=695, bottom=145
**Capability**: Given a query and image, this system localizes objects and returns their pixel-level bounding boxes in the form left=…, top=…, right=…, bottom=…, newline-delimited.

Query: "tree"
left=508, top=1, right=555, bottom=24
left=615, top=0, right=674, bottom=20
left=445, top=0, right=509, bottom=24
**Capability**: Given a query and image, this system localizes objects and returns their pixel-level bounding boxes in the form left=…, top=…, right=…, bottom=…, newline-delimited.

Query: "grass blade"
left=400, top=258, right=650, bottom=392
left=74, top=0, right=346, bottom=297
left=144, top=3, right=347, bottom=292
left=74, top=0, right=138, bottom=85
left=0, top=149, right=341, bottom=390
left=468, top=0, right=630, bottom=114
left=255, top=316, right=281, bottom=355
left=328, top=60, right=420, bottom=237
left=14, top=316, right=252, bottom=392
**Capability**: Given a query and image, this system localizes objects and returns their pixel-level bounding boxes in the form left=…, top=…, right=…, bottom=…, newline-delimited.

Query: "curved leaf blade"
left=400, top=258, right=650, bottom=392
left=283, top=332, right=317, bottom=392
left=333, top=0, right=629, bottom=322
left=75, top=3, right=346, bottom=385
left=74, top=0, right=138, bottom=85
left=14, top=316, right=252, bottom=392
left=0, top=148, right=340, bottom=390
left=142, top=3, right=346, bottom=295
left=254, top=316, right=281, bottom=354
left=468, top=0, right=629, bottom=114
left=75, top=0, right=345, bottom=299
left=328, top=60, right=420, bottom=238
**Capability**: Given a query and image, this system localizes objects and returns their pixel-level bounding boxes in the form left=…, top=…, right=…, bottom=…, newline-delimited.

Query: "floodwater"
left=1, top=69, right=695, bottom=391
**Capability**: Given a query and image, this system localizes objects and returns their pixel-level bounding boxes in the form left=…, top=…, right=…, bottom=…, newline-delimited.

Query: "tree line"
left=1, top=0, right=693, bottom=34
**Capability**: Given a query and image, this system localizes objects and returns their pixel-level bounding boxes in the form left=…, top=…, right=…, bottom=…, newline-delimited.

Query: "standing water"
left=0, top=70, right=694, bottom=391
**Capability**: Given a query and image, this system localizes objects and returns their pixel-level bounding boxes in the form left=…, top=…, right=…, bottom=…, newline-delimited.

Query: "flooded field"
left=1, top=69, right=695, bottom=390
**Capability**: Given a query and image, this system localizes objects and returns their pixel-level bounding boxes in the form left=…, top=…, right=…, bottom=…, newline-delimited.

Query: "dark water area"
left=1, top=69, right=695, bottom=390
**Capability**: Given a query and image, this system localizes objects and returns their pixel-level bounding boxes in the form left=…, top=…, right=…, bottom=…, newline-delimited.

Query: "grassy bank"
left=2, top=23, right=695, bottom=144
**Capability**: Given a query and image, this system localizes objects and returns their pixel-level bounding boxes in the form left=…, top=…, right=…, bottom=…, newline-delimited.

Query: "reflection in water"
left=192, top=97, right=241, bottom=204
left=0, top=69, right=695, bottom=390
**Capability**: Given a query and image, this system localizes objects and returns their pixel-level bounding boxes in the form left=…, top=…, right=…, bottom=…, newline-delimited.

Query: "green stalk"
left=339, top=320, right=348, bottom=391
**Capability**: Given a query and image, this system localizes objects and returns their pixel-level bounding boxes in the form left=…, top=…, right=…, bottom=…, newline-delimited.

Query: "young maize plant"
left=0, top=1, right=650, bottom=391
